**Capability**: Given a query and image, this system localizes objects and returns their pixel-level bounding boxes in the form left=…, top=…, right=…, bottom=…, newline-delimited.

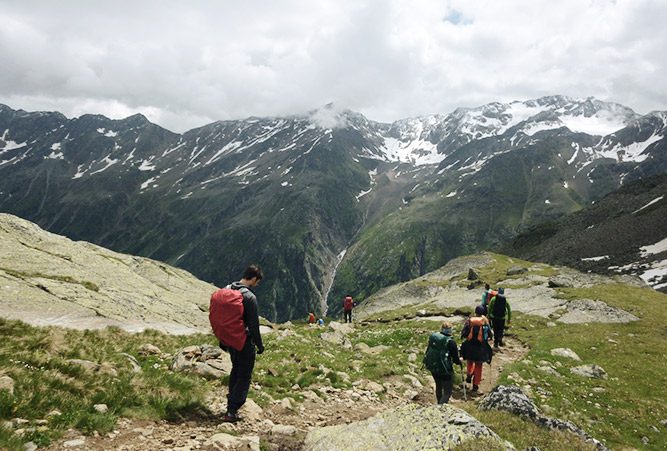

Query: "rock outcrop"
left=479, top=385, right=608, bottom=450
left=303, top=403, right=513, bottom=450
left=0, top=213, right=217, bottom=334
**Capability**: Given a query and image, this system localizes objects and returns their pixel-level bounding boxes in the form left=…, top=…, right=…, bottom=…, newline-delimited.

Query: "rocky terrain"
left=0, top=213, right=216, bottom=334
left=0, top=224, right=667, bottom=451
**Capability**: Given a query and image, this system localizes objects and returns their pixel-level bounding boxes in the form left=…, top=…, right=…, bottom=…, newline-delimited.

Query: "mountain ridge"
left=1, top=95, right=665, bottom=320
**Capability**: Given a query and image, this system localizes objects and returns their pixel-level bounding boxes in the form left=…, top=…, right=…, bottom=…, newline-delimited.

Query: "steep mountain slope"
left=0, top=213, right=216, bottom=333
left=503, top=174, right=667, bottom=292
left=1, top=97, right=665, bottom=320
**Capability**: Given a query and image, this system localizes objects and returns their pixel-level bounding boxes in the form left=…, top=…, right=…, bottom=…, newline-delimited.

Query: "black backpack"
left=423, top=332, right=453, bottom=376
left=492, top=294, right=507, bottom=318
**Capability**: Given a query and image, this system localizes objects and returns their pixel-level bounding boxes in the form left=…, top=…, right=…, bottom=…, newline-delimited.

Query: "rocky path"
left=43, top=334, right=528, bottom=450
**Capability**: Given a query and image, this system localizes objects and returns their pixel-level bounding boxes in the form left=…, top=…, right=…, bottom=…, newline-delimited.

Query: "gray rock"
left=479, top=385, right=608, bottom=450
left=320, top=331, right=352, bottom=349
left=0, top=375, right=14, bottom=395
left=0, top=213, right=215, bottom=335
left=328, top=321, right=354, bottom=335
left=208, top=433, right=260, bottom=450
left=570, top=364, right=607, bottom=379
left=550, top=348, right=581, bottom=361
left=271, top=424, right=298, bottom=435
left=63, top=438, right=86, bottom=448
left=93, top=404, right=108, bottom=413
left=558, top=299, right=639, bottom=324
left=537, top=366, right=562, bottom=378
left=24, top=441, right=38, bottom=451
left=138, top=344, right=162, bottom=355
left=507, top=266, right=528, bottom=276
left=170, top=344, right=232, bottom=379
left=304, top=403, right=513, bottom=450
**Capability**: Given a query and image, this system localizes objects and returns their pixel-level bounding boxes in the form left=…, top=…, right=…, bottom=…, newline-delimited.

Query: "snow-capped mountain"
left=0, top=96, right=665, bottom=320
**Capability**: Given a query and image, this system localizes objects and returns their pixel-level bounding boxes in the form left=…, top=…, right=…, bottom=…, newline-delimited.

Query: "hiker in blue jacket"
left=423, top=321, right=462, bottom=404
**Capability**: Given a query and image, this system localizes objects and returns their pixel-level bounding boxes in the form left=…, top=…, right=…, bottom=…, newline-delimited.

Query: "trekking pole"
left=460, top=364, right=467, bottom=401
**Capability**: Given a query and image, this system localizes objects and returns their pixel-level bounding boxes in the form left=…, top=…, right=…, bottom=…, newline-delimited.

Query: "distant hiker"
left=480, top=284, right=496, bottom=315
left=459, top=305, right=493, bottom=393
left=423, top=321, right=462, bottom=404
left=488, top=287, right=511, bottom=349
left=317, top=318, right=325, bottom=326
left=343, top=295, right=354, bottom=323
left=308, top=311, right=316, bottom=324
left=209, top=265, right=264, bottom=423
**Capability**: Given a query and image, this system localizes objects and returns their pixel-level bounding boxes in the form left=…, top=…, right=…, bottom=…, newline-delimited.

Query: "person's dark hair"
left=485, top=283, right=490, bottom=290
left=243, top=264, right=263, bottom=281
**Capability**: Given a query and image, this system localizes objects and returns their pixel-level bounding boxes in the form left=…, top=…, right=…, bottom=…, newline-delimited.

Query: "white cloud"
left=0, top=0, right=665, bottom=132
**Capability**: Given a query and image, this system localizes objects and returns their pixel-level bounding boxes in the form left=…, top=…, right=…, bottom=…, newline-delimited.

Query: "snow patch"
left=45, top=151, right=64, bottom=160
left=633, top=196, right=664, bottom=214
left=581, top=255, right=609, bottom=262
left=89, top=155, right=118, bottom=175
left=138, top=160, right=156, bottom=171
left=640, top=237, right=667, bottom=257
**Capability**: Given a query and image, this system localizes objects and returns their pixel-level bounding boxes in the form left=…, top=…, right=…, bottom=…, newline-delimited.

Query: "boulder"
left=570, top=364, right=608, bottom=379
left=93, top=404, right=108, bottom=413
left=170, top=344, right=232, bottom=379
left=550, top=348, right=581, bottom=361
left=208, top=433, right=260, bottom=451
left=241, top=399, right=264, bottom=422
left=507, top=266, right=528, bottom=276
left=328, top=321, right=354, bottom=335
left=0, top=375, right=15, bottom=395
left=320, top=331, right=352, bottom=349
left=271, top=424, right=298, bottom=435
left=558, top=299, right=639, bottom=324
left=138, top=344, right=162, bottom=355
left=303, top=403, right=512, bottom=450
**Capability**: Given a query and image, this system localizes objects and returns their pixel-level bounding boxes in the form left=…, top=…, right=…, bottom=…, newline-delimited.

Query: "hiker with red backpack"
left=423, top=321, right=462, bottom=404
left=459, top=305, right=493, bottom=393
left=209, top=265, right=264, bottom=423
left=343, top=295, right=354, bottom=323
left=488, top=287, right=511, bottom=349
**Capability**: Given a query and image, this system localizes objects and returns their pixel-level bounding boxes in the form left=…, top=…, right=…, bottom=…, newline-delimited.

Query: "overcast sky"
left=1, top=0, right=665, bottom=132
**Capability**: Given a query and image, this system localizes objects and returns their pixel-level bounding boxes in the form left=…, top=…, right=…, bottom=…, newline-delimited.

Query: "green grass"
left=479, top=283, right=667, bottom=450
left=0, top=319, right=214, bottom=449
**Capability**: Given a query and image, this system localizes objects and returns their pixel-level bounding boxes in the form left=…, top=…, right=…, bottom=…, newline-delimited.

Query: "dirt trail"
left=45, top=335, right=528, bottom=450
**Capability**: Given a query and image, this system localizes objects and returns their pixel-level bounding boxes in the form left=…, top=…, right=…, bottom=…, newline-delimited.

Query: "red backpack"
left=344, top=296, right=353, bottom=311
left=209, top=287, right=247, bottom=351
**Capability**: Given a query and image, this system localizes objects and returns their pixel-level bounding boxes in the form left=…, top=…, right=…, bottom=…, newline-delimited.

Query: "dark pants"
left=227, top=339, right=256, bottom=414
left=492, top=318, right=506, bottom=347
left=432, top=373, right=454, bottom=404
left=344, top=309, right=352, bottom=323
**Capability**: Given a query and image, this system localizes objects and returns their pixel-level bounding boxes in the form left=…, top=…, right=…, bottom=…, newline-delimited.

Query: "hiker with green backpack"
left=423, top=321, right=462, bottom=404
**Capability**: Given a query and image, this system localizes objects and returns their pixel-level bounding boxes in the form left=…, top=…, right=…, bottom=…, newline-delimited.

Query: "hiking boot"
left=465, top=374, right=472, bottom=383
left=222, top=411, right=243, bottom=423
left=472, top=385, right=479, bottom=392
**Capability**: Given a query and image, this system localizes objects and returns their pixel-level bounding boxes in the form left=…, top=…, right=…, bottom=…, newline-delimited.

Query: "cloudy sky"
left=1, top=0, right=665, bottom=132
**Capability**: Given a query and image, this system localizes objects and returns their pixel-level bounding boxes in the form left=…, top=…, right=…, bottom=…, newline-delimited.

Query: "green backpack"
left=423, top=332, right=453, bottom=376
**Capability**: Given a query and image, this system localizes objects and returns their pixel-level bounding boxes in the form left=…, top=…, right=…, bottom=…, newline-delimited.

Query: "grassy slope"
left=466, top=255, right=667, bottom=450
